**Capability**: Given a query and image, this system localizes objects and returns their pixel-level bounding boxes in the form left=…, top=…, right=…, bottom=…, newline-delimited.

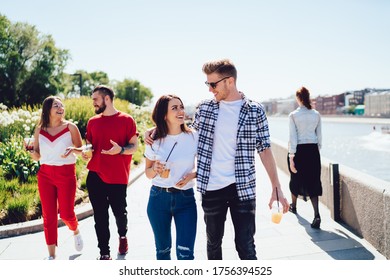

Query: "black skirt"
left=287, top=143, right=322, bottom=201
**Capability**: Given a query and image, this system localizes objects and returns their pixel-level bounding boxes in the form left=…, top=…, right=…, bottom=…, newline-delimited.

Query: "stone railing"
left=271, top=138, right=390, bottom=259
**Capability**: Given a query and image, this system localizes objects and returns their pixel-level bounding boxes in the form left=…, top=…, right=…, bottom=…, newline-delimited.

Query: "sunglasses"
left=205, top=76, right=231, bottom=89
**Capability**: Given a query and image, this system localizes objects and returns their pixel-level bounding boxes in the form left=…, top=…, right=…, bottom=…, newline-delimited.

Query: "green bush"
left=0, top=135, right=40, bottom=182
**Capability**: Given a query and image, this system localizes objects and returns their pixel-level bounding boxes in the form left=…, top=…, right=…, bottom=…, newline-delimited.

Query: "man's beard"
left=95, top=102, right=106, bottom=114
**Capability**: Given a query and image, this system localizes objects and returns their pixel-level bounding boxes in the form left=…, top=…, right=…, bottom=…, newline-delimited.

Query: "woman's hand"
left=61, top=147, right=73, bottom=158
left=152, top=160, right=165, bottom=175
left=175, top=176, right=188, bottom=188
left=289, top=157, right=297, bottom=173
left=175, top=172, right=196, bottom=188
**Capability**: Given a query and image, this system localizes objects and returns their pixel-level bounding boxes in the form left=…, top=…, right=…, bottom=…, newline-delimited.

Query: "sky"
left=1, top=0, right=389, bottom=107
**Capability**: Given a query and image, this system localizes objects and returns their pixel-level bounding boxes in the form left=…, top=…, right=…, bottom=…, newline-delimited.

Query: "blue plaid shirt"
left=192, top=93, right=271, bottom=201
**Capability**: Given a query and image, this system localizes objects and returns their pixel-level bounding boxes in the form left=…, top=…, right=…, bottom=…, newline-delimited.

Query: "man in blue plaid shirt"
left=193, top=59, right=289, bottom=260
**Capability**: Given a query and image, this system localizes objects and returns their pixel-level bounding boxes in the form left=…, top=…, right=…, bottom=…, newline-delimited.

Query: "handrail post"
left=330, top=163, right=341, bottom=222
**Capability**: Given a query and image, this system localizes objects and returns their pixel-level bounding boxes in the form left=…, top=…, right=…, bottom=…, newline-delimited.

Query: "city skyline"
left=1, top=0, right=389, bottom=106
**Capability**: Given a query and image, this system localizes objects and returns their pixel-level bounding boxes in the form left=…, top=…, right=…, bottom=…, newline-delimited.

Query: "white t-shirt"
left=207, top=99, right=242, bottom=191
left=144, top=131, right=198, bottom=190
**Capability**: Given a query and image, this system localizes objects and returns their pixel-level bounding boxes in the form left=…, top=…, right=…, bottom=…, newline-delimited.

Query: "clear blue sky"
left=1, top=0, right=389, bottom=106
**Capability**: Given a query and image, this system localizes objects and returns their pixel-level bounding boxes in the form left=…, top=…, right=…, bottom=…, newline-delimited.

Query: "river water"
left=267, top=117, right=390, bottom=182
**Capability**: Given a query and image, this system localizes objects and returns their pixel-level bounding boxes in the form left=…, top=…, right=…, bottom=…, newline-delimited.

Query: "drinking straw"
left=165, top=142, right=177, bottom=162
left=275, top=187, right=280, bottom=212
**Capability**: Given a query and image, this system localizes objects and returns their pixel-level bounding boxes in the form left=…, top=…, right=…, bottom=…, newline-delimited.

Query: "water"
left=267, top=117, right=390, bottom=182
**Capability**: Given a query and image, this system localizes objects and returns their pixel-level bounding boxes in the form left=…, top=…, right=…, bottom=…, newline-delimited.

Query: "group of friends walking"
left=27, top=58, right=323, bottom=260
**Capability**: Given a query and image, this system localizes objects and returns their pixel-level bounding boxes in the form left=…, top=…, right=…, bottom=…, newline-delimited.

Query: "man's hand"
left=101, top=139, right=122, bottom=155
left=268, top=187, right=289, bottom=214
left=144, top=127, right=156, bottom=145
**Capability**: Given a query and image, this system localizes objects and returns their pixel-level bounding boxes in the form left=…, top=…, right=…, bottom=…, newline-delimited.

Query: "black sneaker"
left=289, top=204, right=297, bottom=214
left=97, top=254, right=112, bottom=260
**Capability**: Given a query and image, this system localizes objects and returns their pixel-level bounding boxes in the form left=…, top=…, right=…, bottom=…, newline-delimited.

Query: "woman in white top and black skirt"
left=288, top=87, right=323, bottom=229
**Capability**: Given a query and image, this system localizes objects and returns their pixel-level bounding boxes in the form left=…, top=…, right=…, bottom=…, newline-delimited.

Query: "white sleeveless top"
left=39, top=126, right=76, bottom=166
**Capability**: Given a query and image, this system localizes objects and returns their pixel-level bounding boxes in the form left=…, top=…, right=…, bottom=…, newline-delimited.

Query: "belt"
left=154, top=186, right=182, bottom=193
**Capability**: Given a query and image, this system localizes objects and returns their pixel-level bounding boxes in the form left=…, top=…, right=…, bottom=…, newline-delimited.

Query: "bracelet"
left=119, top=146, right=125, bottom=155
left=289, top=154, right=295, bottom=158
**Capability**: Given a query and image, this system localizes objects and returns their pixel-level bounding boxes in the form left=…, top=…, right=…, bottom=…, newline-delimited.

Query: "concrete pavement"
left=0, top=157, right=386, bottom=260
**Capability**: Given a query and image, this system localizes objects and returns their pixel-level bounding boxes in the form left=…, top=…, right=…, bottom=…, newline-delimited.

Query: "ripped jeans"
left=147, top=186, right=197, bottom=260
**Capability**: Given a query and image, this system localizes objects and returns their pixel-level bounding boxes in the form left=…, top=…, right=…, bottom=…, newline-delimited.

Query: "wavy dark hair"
left=38, top=96, right=62, bottom=130
left=151, top=94, right=191, bottom=140
left=92, top=85, right=115, bottom=101
left=296, top=86, right=312, bottom=110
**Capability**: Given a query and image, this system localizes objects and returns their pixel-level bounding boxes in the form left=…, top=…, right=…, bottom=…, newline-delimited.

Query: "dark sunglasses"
left=205, top=76, right=231, bottom=89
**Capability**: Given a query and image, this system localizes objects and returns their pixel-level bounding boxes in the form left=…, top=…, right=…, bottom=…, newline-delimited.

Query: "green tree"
left=0, top=14, right=69, bottom=107
left=65, top=70, right=110, bottom=97
left=114, top=78, right=153, bottom=106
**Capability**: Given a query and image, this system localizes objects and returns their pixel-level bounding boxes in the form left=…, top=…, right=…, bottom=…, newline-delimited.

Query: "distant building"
left=262, top=101, right=278, bottom=115
left=345, top=90, right=365, bottom=106
left=315, top=93, right=345, bottom=115
left=364, top=91, right=390, bottom=117
left=276, top=98, right=296, bottom=115
left=262, top=88, right=390, bottom=117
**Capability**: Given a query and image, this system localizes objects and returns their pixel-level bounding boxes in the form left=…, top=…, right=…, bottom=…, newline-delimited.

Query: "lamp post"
left=132, top=87, right=138, bottom=105
left=71, top=73, right=83, bottom=96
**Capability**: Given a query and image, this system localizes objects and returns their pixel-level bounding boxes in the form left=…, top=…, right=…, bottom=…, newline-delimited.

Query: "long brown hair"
left=38, top=96, right=62, bottom=130
left=296, top=87, right=312, bottom=110
left=151, top=94, right=191, bottom=140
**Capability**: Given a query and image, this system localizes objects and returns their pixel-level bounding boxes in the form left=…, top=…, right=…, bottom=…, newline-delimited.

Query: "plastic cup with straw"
left=160, top=142, right=177, bottom=178
left=271, top=187, right=283, bottom=224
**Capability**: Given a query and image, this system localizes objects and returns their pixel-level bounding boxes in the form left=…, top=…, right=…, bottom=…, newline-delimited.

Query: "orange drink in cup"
left=160, top=162, right=171, bottom=178
left=271, top=202, right=283, bottom=224
left=83, top=144, right=93, bottom=158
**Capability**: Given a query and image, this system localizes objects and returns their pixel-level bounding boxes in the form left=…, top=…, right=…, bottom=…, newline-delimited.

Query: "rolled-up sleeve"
left=256, top=106, right=271, bottom=153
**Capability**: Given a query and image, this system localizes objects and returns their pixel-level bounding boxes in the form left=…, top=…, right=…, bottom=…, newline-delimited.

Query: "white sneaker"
left=74, top=232, right=84, bottom=251
left=45, top=256, right=55, bottom=260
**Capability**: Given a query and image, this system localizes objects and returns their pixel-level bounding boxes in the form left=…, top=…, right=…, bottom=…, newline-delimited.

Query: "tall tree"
left=65, top=70, right=110, bottom=97
left=115, top=78, right=153, bottom=106
left=0, top=14, right=69, bottom=107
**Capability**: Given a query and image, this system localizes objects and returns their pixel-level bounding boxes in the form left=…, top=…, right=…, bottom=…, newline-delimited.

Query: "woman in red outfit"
left=29, top=96, right=84, bottom=260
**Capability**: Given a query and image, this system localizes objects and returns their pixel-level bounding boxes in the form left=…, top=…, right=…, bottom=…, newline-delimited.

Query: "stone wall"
left=271, top=138, right=390, bottom=259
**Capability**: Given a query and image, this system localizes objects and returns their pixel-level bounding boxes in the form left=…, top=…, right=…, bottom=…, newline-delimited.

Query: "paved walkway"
left=0, top=158, right=386, bottom=260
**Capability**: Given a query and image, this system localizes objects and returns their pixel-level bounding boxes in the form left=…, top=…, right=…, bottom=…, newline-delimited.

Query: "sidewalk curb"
left=0, top=163, right=145, bottom=239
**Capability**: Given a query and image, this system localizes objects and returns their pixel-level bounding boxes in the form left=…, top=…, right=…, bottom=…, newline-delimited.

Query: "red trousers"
left=37, top=164, right=78, bottom=246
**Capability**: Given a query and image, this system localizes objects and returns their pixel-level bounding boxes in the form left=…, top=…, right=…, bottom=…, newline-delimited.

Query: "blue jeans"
left=201, top=183, right=257, bottom=260
left=147, top=186, right=197, bottom=260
